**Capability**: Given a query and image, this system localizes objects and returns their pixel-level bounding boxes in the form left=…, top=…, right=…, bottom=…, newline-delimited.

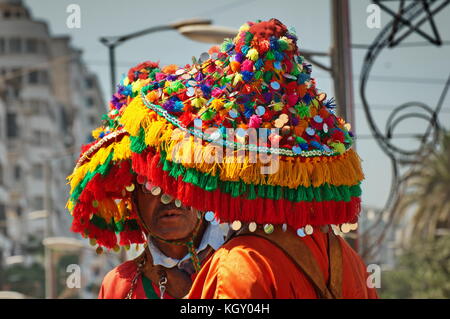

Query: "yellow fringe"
left=112, top=136, right=132, bottom=161
left=113, top=96, right=365, bottom=188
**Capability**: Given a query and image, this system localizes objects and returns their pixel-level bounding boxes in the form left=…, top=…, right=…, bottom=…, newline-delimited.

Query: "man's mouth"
left=157, top=206, right=185, bottom=220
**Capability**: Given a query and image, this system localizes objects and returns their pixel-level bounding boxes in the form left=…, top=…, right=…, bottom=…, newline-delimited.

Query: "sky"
left=24, top=0, right=450, bottom=210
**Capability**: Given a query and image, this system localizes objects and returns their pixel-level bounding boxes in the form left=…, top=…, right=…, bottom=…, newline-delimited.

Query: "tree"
left=380, top=234, right=450, bottom=298
left=396, top=131, right=450, bottom=242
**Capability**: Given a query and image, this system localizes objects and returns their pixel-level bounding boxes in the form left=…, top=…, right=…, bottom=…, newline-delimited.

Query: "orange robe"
left=188, top=231, right=378, bottom=299
left=98, top=260, right=175, bottom=299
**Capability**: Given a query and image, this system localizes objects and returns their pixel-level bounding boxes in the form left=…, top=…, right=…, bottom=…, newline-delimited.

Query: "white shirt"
left=147, top=223, right=228, bottom=269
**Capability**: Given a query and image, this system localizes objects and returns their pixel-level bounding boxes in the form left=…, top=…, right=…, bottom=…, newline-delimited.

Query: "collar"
left=147, top=223, right=228, bottom=269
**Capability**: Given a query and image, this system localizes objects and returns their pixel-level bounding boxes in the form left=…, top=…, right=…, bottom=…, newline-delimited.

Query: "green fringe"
left=130, top=127, right=147, bottom=153
left=158, top=152, right=361, bottom=203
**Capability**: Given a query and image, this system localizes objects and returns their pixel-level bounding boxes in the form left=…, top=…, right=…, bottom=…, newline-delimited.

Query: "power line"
left=85, top=58, right=450, bottom=87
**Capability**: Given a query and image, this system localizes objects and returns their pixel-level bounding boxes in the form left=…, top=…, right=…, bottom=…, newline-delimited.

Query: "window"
left=86, top=96, right=94, bottom=108
left=85, top=77, right=94, bottom=89
left=31, top=130, right=51, bottom=146
left=7, top=112, right=18, bottom=138
left=28, top=70, right=49, bottom=85
left=28, top=71, right=38, bottom=84
left=9, top=37, right=22, bottom=53
left=31, top=163, right=44, bottom=179
left=0, top=203, right=6, bottom=235
left=0, top=38, right=5, bottom=54
left=25, top=39, right=38, bottom=54
left=14, top=165, right=21, bottom=180
left=31, top=196, right=44, bottom=211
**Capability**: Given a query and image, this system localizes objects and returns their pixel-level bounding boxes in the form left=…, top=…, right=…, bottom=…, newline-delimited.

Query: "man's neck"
left=152, top=221, right=207, bottom=260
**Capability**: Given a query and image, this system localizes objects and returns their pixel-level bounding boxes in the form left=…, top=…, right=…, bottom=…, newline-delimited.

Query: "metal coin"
left=283, top=73, right=297, bottom=80
left=249, top=222, right=257, bottom=232
left=282, top=224, right=287, bottom=232
left=313, top=115, right=323, bottom=123
left=186, top=87, right=195, bottom=97
left=263, top=224, right=274, bottom=234
left=231, top=220, right=242, bottom=231
left=175, top=199, right=182, bottom=208
left=323, top=123, right=329, bottom=133
left=229, top=109, right=239, bottom=118
left=304, top=224, right=314, bottom=235
left=270, top=81, right=280, bottom=90
left=255, top=105, right=266, bottom=116
left=151, top=186, right=162, bottom=196
left=125, top=184, right=135, bottom=192
left=205, top=211, right=215, bottom=222
left=292, top=146, right=302, bottom=155
left=306, top=127, right=315, bottom=136
left=160, top=194, right=173, bottom=205
left=194, top=118, right=203, bottom=128
left=199, top=52, right=210, bottom=63
left=297, top=228, right=306, bottom=237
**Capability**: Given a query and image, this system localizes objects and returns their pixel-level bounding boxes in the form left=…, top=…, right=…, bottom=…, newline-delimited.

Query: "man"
left=185, top=19, right=378, bottom=299
left=67, top=62, right=227, bottom=299
left=70, top=17, right=377, bottom=299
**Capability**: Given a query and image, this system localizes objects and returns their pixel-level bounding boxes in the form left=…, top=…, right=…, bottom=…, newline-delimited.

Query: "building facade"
left=0, top=0, right=112, bottom=298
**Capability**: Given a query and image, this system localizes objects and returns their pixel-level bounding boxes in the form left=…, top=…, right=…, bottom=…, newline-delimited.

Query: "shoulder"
left=189, top=235, right=290, bottom=298
left=98, top=260, right=137, bottom=299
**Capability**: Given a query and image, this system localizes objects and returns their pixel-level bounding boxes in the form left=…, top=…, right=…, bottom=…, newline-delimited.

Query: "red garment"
left=98, top=260, right=174, bottom=299
left=188, top=232, right=379, bottom=299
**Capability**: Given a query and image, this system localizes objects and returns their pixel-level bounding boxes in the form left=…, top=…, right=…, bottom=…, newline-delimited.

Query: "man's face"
left=135, top=185, right=199, bottom=241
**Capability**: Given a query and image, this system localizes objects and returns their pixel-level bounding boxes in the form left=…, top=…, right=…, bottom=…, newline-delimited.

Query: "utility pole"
left=331, top=0, right=355, bottom=127
left=331, top=0, right=358, bottom=252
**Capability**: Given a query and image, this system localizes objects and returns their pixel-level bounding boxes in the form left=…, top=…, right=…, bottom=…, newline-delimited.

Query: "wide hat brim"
left=67, top=19, right=363, bottom=250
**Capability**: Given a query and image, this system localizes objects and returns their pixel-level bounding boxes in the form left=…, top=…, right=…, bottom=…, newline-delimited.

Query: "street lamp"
left=43, top=236, right=84, bottom=299
left=100, top=18, right=217, bottom=95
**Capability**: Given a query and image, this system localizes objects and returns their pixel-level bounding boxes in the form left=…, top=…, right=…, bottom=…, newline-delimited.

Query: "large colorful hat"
left=67, top=19, right=363, bottom=251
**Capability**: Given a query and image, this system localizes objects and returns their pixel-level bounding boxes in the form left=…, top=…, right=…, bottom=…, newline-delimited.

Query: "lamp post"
left=100, top=18, right=218, bottom=95
left=43, top=236, right=84, bottom=299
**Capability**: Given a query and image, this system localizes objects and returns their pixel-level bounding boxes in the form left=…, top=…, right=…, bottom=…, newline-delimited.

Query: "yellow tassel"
left=120, top=97, right=151, bottom=136
left=112, top=136, right=132, bottom=161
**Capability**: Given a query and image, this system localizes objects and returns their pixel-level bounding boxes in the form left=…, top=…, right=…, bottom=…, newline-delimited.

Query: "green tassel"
left=322, top=184, right=334, bottom=201
left=91, top=215, right=108, bottom=230
left=114, top=220, right=124, bottom=233
left=247, top=184, right=257, bottom=200
left=257, top=185, right=266, bottom=198
left=305, top=187, right=314, bottom=202
left=350, top=184, right=362, bottom=197
left=130, top=127, right=147, bottom=153
left=277, top=39, right=289, bottom=51
left=266, top=185, right=275, bottom=199
left=231, top=182, right=241, bottom=197
left=266, top=51, right=275, bottom=60
left=341, top=186, right=351, bottom=202
left=274, top=186, right=282, bottom=200
left=205, top=174, right=218, bottom=192
left=162, top=159, right=172, bottom=172
left=263, top=71, right=273, bottom=83
left=313, top=187, right=323, bottom=202
left=295, top=103, right=310, bottom=119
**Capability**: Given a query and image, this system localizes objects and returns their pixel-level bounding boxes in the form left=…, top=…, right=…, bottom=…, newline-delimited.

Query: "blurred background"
left=0, top=0, right=449, bottom=299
